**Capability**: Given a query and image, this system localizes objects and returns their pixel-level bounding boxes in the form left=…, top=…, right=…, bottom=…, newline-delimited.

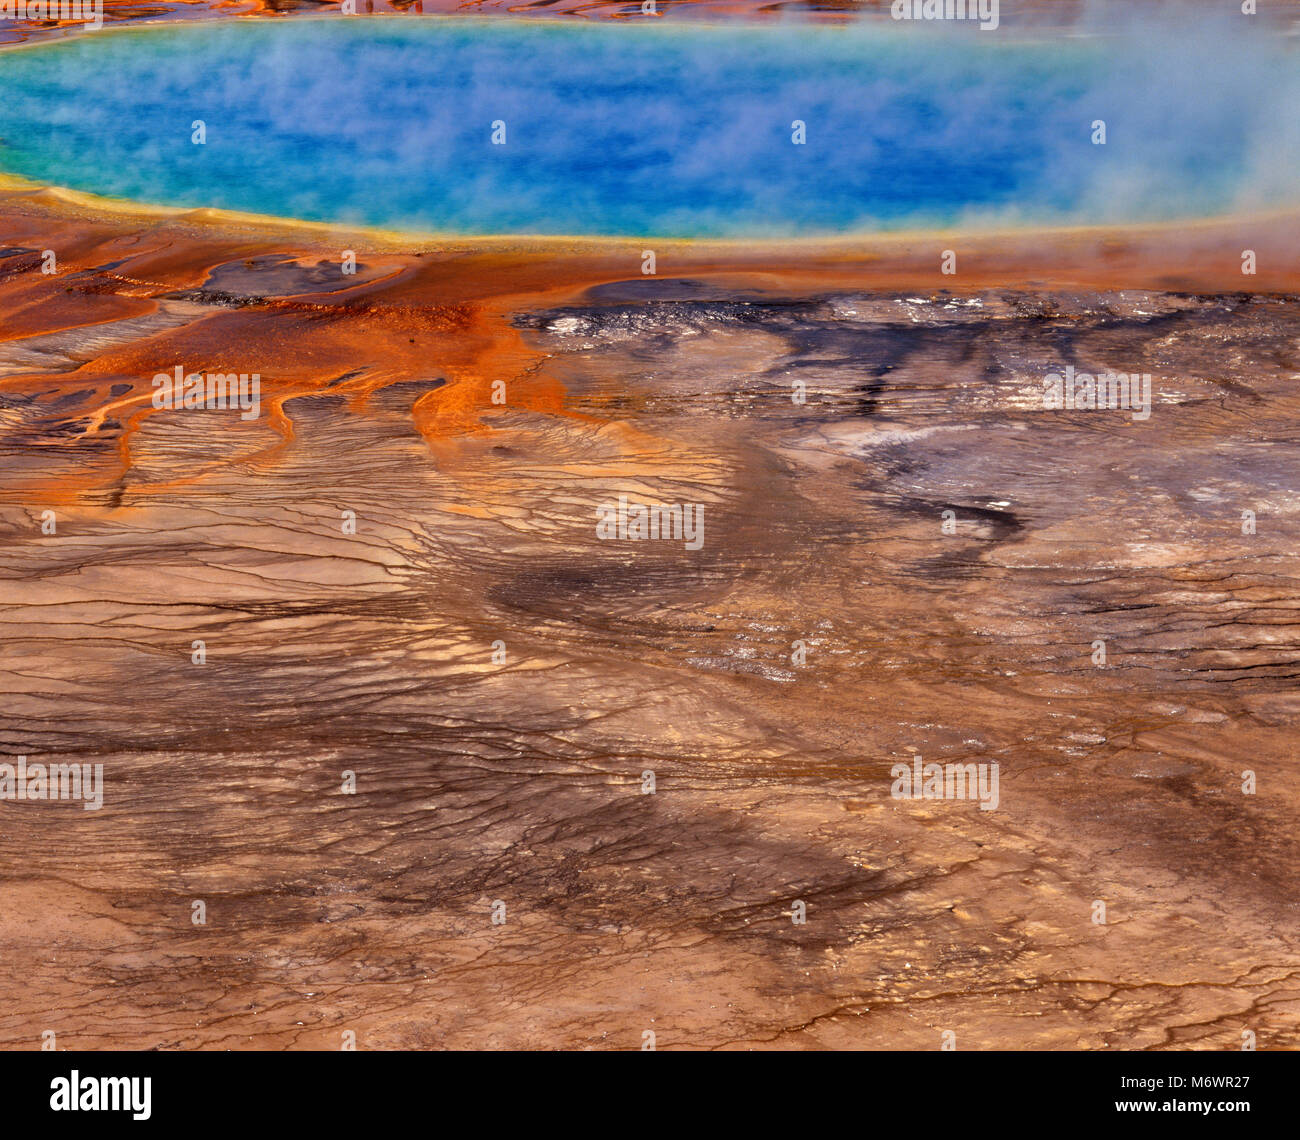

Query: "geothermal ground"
left=0, top=2, right=1298, bottom=1053
left=0, top=188, right=1298, bottom=1049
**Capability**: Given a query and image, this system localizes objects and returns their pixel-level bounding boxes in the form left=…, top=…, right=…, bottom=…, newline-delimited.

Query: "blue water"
left=0, top=18, right=1294, bottom=238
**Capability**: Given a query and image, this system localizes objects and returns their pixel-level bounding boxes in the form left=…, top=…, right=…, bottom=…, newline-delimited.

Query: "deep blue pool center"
left=0, top=18, right=1293, bottom=238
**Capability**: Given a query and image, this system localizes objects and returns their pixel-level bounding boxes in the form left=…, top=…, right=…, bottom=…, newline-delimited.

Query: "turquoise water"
left=0, top=18, right=1294, bottom=238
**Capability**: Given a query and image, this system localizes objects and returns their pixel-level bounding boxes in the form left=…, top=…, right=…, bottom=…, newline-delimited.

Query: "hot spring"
left=0, top=17, right=1294, bottom=239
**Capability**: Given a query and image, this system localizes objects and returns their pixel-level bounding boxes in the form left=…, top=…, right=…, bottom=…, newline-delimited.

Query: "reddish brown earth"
left=4, top=0, right=1300, bottom=46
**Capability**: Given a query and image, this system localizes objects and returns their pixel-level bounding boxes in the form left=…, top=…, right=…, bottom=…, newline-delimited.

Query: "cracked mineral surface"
left=1, top=192, right=1298, bottom=1048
